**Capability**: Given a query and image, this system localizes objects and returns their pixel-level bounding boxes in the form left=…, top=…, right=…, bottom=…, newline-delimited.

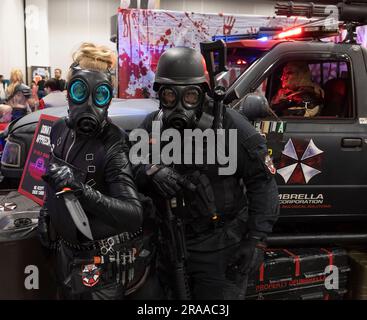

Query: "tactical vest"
left=152, top=111, right=248, bottom=235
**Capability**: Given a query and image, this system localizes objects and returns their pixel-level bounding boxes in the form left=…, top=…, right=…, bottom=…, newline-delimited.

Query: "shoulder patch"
left=264, top=154, right=276, bottom=175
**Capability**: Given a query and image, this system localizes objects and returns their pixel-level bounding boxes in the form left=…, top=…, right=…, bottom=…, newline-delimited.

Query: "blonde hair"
left=68, top=42, right=116, bottom=80
left=6, top=68, right=24, bottom=97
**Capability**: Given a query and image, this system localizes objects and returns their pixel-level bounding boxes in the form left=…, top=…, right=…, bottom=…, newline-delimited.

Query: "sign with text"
left=18, top=114, right=60, bottom=205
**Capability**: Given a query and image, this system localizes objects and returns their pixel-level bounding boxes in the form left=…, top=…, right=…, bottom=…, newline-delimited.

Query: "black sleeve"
left=239, top=132, right=280, bottom=239
left=224, top=108, right=280, bottom=239
left=79, top=140, right=143, bottom=233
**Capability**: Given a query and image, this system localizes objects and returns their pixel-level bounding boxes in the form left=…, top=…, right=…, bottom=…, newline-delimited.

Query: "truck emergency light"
left=274, top=25, right=339, bottom=40
left=236, top=59, right=247, bottom=65
left=277, top=27, right=303, bottom=39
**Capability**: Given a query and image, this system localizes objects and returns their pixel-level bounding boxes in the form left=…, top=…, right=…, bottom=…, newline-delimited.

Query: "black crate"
left=246, top=247, right=350, bottom=300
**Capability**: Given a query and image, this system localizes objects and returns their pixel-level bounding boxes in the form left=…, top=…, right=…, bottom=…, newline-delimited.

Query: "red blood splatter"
left=184, top=12, right=209, bottom=36
left=139, top=61, right=148, bottom=76
left=118, top=51, right=132, bottom=97
left=134, top=88, right=144, bottom=98
left=164, top=12, right=179, bottom=21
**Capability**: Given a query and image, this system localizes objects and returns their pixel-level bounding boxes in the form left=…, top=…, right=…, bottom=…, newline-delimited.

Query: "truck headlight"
left=1, top=140, right=21, bottom=168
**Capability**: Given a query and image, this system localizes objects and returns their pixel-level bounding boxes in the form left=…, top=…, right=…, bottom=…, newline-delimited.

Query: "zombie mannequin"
left=271, top=62, right=324, bottom=117
left=134, top=47, right=279, bottom=300
left=37, top=43, right=144, bottom=300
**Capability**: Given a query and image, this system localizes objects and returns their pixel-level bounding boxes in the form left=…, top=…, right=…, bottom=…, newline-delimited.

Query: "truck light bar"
left=277, top=27, right=303, bottom=39
left=214, top=25, right=339, bottom=43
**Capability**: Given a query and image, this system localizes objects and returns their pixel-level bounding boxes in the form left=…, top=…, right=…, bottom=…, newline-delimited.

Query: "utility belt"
left=60, top=228, right=142, bottom=253
left=59, top=228, right=149, bottom=293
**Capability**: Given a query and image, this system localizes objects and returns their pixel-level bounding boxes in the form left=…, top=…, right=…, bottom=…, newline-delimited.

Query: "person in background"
left=4, top=69, right=32, bottom=120
left=33, top=73, right=42, bottom=85
left=6, top=68, right=24, bottom=98
left=31, top=80, right=38, bottom=97
left=31, top=80, right=39, bottom=105
left=54, top=68, right=66, bottom=91
left=0, top=74, right=12, bottom=121
left=271, top=62, right=324, bottom=117
left=37, top=75, right=46, bottom=99
left=0, top=75, right=6, bottom=103
left=38, top=79, right=67, bottom=109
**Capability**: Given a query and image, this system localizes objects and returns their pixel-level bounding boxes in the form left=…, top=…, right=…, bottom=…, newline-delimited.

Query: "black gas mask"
left=66, top=64, right=113, bottom=137
left=158, top=85, right=205, bottom=130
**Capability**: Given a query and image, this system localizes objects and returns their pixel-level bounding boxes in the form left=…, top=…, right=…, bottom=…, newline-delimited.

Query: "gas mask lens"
left=159, top=86, right=203, bottom=109
left=160, top=87, right=177, bottom=108
left=183, top=87, right=201, bottom=108
left=69, top=79, right=89, bottom=104
left=94, top=84, right=112, bottom=107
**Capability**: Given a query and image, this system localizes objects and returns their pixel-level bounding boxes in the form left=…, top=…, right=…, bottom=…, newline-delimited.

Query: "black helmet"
left=153, top=47, right=210, bottom=91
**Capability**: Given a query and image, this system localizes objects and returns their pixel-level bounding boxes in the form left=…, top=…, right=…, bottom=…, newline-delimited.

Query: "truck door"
left=253, top=50, right=367, bottom=221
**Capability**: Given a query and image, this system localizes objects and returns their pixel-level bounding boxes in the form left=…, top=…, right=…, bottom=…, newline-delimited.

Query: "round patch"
left=81, top=264, right=101, bottom=287
left=265, top=155, right=276, bottom=175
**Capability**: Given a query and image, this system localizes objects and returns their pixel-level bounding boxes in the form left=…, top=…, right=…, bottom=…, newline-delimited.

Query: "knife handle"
left=56, top=187, right=72, bottom=197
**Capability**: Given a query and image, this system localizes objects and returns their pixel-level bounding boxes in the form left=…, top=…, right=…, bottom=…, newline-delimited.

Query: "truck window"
left=257, top=59, right=353, bottom=119
left=218, top=47, right=266, bottom=89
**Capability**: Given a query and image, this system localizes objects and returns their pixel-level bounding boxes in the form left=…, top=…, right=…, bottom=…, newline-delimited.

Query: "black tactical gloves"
left=145, top=165, right=196, bottom=199
left=42, top=164, right=84, bottom=195
left=226, top=235, right=267, bottom=279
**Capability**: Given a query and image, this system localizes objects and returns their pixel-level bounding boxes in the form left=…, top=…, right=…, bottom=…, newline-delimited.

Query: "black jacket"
left=44, top=118, right=143, bottom=243
left=134, top=108, right=279, bottom=245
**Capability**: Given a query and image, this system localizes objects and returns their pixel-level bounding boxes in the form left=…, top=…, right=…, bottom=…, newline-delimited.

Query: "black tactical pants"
left=186, top=241, right=248, bottom=300
left=158, top=229, right=250, bottom=300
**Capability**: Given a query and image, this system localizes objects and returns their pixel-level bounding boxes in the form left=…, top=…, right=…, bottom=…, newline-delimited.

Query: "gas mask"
left=158, top=85, right=205, bottom=130
left=66, top=64, right=113, bottom=137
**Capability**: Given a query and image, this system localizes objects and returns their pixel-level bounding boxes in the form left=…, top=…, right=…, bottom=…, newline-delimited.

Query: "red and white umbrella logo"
left=277, top=139, right=324, bottom=184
